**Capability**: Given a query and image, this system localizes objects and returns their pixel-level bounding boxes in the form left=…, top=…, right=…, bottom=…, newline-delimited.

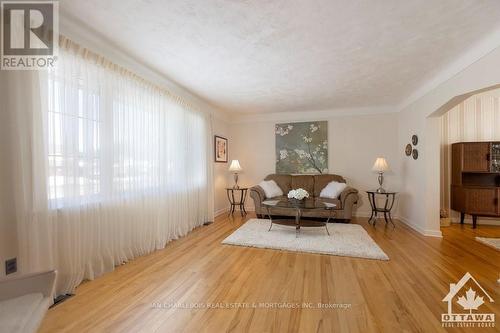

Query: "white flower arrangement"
left=287, top=188, right=309, bottom=200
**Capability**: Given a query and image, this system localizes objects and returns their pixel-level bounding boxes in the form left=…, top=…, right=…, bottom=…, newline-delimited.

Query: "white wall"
left=230, top=112, right=401, bottom=216
left=212, top=116, right=231, bottom=216
left=398, top=46, right=500, bottom=237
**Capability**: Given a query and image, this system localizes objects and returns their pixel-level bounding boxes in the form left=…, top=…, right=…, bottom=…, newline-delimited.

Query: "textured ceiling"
left=61, top=0, right=500, bottom=114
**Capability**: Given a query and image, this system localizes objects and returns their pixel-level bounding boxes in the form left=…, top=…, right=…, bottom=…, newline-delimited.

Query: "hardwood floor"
left=40, top=214, right=500, bottom=333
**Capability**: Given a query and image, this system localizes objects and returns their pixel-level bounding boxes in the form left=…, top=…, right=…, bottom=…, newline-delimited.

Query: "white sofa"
left=0, top=271, right=56, bottom=333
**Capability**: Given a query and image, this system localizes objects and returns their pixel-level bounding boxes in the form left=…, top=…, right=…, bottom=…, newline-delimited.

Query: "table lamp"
left=372, top=157, right=389, bottom=193
left=229, top=160, right=243, bottom=189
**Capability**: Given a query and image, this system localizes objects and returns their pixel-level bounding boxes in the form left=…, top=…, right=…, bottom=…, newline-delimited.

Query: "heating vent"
left=5, top=258, right=17, bottom=275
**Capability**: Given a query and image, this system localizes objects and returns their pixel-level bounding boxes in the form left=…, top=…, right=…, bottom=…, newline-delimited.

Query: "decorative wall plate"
left=405, top=144, right=412, bottom=156
left=412, top=148, right=419, bottom=160
left=412, top=134, right=418, bottom=146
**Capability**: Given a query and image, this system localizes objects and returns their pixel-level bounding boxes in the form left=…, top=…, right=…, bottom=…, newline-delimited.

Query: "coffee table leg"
left=324, top=209, right=333, bottom=235
left=295, top=208, right=301, bottom=238
left=266, top=206, right=273, bottom=231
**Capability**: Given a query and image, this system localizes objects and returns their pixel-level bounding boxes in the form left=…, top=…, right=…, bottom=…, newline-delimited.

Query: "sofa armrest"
left=339, top=187, right=358, bottom=205
left=250, top=186, right=265, bottom=214
left=0, top=270, right=56, bottom=301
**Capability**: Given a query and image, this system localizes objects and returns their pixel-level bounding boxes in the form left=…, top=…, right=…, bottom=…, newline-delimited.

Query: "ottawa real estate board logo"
left=1, top=0, right=58, bottom=70
left=442, top=272, right=495, bottom=328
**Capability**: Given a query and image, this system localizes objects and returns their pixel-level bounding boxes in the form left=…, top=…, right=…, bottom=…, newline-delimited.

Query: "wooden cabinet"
left=450, top=185, right=465, bottom=212
left=451, top=144, right=463, bottom=185
left=451, top=142, right=500, bottom=228
left=465, top=188, right=498, bottom=215
left=462, top=142, right=490, bottom=172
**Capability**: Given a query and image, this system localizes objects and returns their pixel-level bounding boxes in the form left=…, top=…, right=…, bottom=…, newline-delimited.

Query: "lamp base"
left=233, top=173, right=239, bottom=189
left=377, top=172, right=385, bottom=193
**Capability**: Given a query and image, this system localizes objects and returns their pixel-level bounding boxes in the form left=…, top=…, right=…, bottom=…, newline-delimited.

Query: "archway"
left=426, top=84, right=500, bottom=232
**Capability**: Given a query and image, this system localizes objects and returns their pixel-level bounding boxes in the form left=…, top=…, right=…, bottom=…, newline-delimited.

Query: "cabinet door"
left=462, top=143, right=490, bottom=172
left=451, top=144, right=463, bottom=185
left=451, top=185, right=465, bottom=212
left=465, top=188, right=498, bottom=215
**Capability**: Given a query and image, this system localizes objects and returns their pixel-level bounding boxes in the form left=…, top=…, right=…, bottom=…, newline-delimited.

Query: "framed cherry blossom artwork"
left=275, top=121, right=328, bottom=174
left=214, top=135, right=228, bottom=163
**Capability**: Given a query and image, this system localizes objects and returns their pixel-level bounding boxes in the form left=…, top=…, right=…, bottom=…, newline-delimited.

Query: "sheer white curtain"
left=8, top=38, right=214, bottom=295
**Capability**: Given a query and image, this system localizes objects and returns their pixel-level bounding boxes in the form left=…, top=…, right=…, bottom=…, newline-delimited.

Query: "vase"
left=289, top=198, right=305, bottom=205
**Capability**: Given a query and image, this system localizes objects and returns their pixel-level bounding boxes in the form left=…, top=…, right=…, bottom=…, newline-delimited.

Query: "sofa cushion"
left=0, top=292, right=49, bottom=333
left=313, top=174, right=346, bottom=197
left=264, top=174, right=292, bottom=193
left=320, top=181, right=347, bottom=199
left=291, top=175, right=314, bottom=195
left=258, top=180, right=284, bottom=198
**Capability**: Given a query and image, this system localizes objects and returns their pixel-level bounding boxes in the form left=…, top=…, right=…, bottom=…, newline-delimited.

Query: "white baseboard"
left=214, top=207, right=229, bottom=217
left=352, top=211, right=372, bottom=218
left=215, top=206, right=255, bottom=217
left=360, top=211, right=443, bottom=238
left=398, top=215, right=443, bottom=238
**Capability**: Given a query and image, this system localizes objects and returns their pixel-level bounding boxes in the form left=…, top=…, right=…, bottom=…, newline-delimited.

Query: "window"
left=46, top=52, right=209, bottom=208
left=47, top=78, right=101, bottom=202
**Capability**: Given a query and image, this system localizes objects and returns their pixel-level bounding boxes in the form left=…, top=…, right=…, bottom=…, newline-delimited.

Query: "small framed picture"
left=214, top=135, right=228, bottom=163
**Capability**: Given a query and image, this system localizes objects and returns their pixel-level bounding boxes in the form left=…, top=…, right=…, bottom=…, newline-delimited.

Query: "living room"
left=1, top=1, right=500, bottom=332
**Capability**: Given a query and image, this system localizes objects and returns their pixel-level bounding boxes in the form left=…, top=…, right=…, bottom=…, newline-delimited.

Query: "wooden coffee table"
left=262, top=198, right=336, bottom=237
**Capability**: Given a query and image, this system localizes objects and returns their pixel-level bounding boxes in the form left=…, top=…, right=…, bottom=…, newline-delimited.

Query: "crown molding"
left=59, top=9, right=230, bottom=120
left=229, top=106, right=398, bottom=124
left=397, top=25, right=500, bottom=112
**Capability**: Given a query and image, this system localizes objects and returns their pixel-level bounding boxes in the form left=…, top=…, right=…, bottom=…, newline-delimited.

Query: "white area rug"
left=476, top=237, right=500, bottom=251
left=222, top=219, right=389, bottom=260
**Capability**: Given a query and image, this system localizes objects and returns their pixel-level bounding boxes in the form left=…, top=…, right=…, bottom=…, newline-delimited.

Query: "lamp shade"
left=372, top=157, right=389, bottom=172
left=229, top=160, right=242, bottom=172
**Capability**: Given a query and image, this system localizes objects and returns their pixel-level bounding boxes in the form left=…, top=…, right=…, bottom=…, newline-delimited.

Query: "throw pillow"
left=258, top=180, right=284, bottom=198
left=319, top=181, right=347, bottom=199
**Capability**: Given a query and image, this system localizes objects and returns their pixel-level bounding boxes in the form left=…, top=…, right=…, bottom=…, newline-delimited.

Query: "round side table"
left=366, top=190, right=397, bottom=227
left=226, top=188, right=248, bottom=216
